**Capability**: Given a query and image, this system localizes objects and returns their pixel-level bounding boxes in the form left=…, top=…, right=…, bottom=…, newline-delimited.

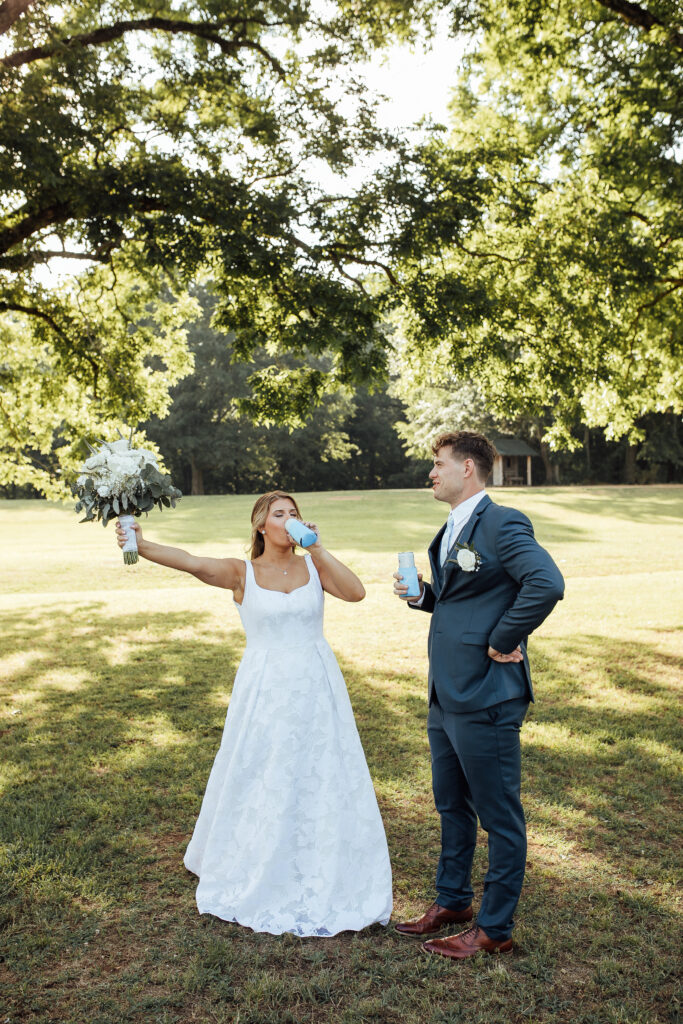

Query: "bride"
left=115, top=491, right=392, bottom=936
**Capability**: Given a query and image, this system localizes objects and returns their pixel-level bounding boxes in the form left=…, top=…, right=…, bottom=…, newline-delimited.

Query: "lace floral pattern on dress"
left=183, top=555, right=393, bottom=936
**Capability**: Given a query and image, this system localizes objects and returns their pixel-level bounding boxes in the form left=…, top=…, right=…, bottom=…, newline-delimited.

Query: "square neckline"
left=247, top=554, right=313, bottom=596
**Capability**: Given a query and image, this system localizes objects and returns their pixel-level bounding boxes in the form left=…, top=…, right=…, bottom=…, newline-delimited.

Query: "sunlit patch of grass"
left=1, top=488, right=682, bottom=1024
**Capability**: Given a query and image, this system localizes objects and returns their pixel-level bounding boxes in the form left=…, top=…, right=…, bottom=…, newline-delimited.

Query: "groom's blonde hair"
left=249, top=491, right=302, bottom=560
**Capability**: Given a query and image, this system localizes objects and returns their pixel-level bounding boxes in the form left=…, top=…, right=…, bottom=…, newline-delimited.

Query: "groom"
left=393, top=431, right=564, bottom=959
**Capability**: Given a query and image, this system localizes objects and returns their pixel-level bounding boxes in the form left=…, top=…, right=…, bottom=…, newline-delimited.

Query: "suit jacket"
left=413, top=494, right=565, bottom=712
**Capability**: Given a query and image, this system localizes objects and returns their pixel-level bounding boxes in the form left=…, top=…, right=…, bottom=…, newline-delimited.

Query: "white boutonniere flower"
left=446, top=542, right=482, bottom=573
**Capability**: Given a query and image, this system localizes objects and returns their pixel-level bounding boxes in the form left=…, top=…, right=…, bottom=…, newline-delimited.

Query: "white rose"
left=109, top=439, right=132, bottom=453
left=97, top=484, right=110, bottom=497
left=138, top=448, right=158, bottom=466
left=83, top=453, right=106, bottom=470
left=108, top=455, right=134, bottom=479
left=456, top=548, right=477, bottom=572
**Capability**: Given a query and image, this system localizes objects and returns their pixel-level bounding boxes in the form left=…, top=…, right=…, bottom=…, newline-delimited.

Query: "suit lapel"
left=428, top=524, right=446, bottom=598
left=439, top=494, right=491, bottom=595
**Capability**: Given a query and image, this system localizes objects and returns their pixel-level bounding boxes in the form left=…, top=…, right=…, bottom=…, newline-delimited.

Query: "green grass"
left=1, top=486, right=682, bottom=1024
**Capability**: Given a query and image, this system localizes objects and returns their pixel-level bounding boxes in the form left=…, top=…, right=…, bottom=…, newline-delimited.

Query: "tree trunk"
left=584, top=426, right=591, bottom=476
left=624, top=443, right=637, bottom=484
left=190, top=456, right=205, bottom=495
left=539, top=440, right=555, bottom=484
left=0, top=0, right=38, bottom=35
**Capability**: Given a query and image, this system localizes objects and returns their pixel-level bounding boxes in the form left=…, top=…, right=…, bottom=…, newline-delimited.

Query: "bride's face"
left=264, top=500, right=299, bottom=544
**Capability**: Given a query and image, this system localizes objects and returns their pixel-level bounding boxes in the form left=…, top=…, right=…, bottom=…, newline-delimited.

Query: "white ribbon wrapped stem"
left=117, top=513, right=138, bottom=564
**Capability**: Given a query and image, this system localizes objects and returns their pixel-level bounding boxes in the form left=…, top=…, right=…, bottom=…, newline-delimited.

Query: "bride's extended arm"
left=115, top=521, right=242, bottom=590
left=306, top=528, right=365, bottom=602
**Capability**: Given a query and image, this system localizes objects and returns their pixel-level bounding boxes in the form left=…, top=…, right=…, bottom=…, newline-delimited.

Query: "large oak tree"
left=2, top=0, right=680, bottom=493
left=0, top=0, right=456, bottom=492
left=393, top=0, right=682, bottom=448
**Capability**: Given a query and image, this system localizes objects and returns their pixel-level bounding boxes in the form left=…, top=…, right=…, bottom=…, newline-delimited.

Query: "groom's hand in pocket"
left=488, top=645, right=524, bottom=663
left=393, top=571, right=424, bottom=601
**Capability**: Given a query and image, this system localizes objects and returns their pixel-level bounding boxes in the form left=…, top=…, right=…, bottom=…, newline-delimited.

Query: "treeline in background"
left=6, top=288, right=679, bottom=499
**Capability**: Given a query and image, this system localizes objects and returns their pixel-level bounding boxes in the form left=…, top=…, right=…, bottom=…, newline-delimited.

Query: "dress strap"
left=304, top=552, right=321, bottom=587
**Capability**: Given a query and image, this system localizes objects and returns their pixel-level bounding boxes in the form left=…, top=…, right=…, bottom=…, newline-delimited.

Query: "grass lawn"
left=1, top=486, right=681, bottom=1024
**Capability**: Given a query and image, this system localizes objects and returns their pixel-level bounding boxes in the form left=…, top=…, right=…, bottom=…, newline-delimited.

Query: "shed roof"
left=491, top=436, right=538, bottom=457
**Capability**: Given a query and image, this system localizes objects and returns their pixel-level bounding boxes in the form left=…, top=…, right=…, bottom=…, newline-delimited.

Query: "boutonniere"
left=446, top=542, right=482, bottom=573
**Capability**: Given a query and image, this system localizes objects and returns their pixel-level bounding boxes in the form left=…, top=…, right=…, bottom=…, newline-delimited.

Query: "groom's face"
left=429, top=447, right=468, bottom=505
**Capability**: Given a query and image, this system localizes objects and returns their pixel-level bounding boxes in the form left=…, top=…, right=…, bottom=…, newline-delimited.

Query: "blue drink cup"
left=285, top=518, right=318, bottom=548
left=398, top=551, right=421, bottom=599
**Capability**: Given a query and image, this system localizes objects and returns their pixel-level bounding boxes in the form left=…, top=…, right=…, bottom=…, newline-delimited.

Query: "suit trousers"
left=427, top=694, right=529, bottom=940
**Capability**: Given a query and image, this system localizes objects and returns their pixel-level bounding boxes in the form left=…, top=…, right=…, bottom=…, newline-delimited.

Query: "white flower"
left=83, top=453, right=106, bottom=470
left=456, top=548, right=478, bottom=572
left=97, top=484, right=110, bottom=497
left=109, top=439, right=132, bottom=454
left=138, top=448, right=158, bottom=466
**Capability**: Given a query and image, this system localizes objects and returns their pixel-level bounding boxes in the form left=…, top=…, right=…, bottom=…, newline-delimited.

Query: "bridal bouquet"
left=72, top=434, right=181, bottom=564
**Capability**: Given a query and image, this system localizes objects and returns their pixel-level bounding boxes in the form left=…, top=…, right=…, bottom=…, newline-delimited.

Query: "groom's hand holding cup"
left=393, top=566, right=424, bottom=602
left=393, top=571, right=424, bottom=600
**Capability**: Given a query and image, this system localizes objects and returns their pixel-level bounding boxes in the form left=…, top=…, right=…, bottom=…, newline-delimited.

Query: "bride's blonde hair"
left=250, top=491, right=302, bottom=560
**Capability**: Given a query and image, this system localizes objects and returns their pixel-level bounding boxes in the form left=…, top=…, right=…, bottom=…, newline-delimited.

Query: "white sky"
left=358, top=30, right=466, bottom=132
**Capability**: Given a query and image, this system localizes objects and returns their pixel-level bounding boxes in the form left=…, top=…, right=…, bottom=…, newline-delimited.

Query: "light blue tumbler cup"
left=398, top=551, right=421, bottom=599
left=285, top=518, right=318, bottom=548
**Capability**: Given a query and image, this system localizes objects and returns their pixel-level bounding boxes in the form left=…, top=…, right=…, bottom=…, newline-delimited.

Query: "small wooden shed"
left=489, top=437, right=538, bottom=487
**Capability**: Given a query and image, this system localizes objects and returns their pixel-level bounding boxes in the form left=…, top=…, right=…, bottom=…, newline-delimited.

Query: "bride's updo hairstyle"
left=250, top=491, right=303, bottom=559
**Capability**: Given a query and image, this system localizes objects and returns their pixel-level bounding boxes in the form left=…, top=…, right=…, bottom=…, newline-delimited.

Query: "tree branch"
left=0, top=0, right=37, bottom=35
left=326, top=254, right=370, bottom=294
left=287, top=231, right=400, bottom=289
left=29, top=249, right=110, bottom=262
left=0, top=202, right=72, bottom=255
left=1, top=17, right=286, bottom=74
left=628, top=278, right=683, bottom=333
left=0, top=248, right=111, bottom=272
left=0, top=299, right=72, bottom=341
left=594, top=0, right=683, bottom=50
left=327, top=249, right=400, bottom=287
left=0, top=300, right=103, bottom=395
left=0, top=193, right=169, bottom=257
left=451, top=236, right=521, bottom=265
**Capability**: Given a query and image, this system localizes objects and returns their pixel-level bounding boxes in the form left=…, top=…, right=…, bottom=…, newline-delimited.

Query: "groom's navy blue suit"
left=413, top=494, right=564, bottom=939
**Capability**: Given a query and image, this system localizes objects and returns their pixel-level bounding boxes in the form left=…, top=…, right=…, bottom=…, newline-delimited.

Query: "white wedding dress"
left=184, top=554, right=393, bottom=936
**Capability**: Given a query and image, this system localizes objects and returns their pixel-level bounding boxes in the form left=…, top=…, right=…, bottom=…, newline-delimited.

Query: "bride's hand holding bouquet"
left=71, top=432, right=181, bottom=564
left=115, top=518, right=143, bottom=555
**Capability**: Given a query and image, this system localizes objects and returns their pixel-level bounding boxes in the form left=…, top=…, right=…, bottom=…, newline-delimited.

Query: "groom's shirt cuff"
left=408, top=589, right=426, bottom=608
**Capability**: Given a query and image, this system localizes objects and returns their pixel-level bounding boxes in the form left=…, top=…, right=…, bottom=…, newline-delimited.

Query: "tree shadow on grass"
left=1, top=609, right=681, bottom=1023
left=339, top=633, right=681, bottom=1020
left=340, top=633, right=681, bottom=942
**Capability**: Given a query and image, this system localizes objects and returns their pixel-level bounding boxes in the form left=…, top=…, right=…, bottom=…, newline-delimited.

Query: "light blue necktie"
left=440, top=511, right=455, bottom=569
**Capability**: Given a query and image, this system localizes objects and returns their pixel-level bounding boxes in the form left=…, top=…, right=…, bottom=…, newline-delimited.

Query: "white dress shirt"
left=409, top=490, right=487, bottom=606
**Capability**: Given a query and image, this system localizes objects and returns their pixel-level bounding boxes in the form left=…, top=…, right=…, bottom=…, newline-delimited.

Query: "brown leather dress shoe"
left=422, top=924, right=513, bottom=959
left=395, top=901, right=473, bottom=936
